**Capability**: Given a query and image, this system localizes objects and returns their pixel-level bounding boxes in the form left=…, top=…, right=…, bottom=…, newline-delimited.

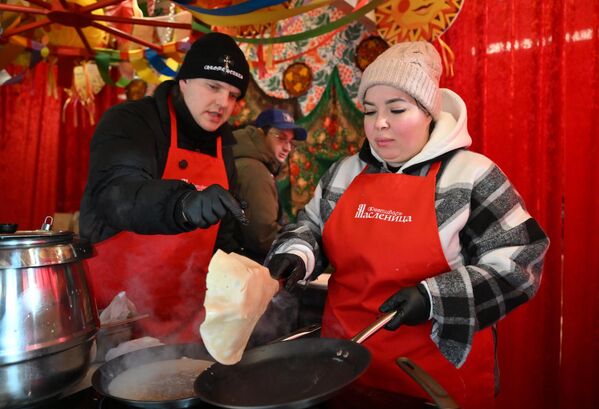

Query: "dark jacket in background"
left=232, top=125, right=285, bottom=263
left=80, top=80, right=239, bottom=252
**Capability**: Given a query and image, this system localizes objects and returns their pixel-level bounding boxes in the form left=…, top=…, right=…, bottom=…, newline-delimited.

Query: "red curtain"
left=0, top=1, right=597, bottom=408
left=0, top=62, right=120, bottom=229
left=441, top=1, right=598, bottom=408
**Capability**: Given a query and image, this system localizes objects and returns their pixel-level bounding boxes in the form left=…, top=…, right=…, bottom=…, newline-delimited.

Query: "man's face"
left=266, top=128, right=295, bottom=163
left=179, top=78, right=241, bottom=132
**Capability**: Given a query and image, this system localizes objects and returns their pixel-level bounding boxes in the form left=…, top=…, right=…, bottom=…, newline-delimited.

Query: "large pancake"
left=200, top=250, right=279, bottom=365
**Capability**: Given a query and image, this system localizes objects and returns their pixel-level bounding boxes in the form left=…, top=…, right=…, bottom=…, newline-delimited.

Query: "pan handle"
left=396, top=357, right=460, bottom=409
left=268, top=324, right=322, bottom=344
left=350, top=311, right=397, bottom=344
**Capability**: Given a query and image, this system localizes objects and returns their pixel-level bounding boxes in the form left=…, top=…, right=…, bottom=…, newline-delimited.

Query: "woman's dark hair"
left=414, top=99, right=436, bottom=135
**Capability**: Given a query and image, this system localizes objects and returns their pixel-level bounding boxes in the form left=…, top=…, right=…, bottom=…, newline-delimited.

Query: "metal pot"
left=0, top=217, right=98, bottom=408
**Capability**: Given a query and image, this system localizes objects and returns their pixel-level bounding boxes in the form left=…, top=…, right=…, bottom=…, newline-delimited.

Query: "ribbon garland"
left=145, top=49, right=178, bottom=77
left=192, top=0, right=387, bottom=44
left=95, top=52, right=131, bottom=87
left=252, top=28, right=339, bottom=72
left=181, top=0, right=334, bottom=27
left=172, top=0, right=287, bottom=16
left=5, top=0, right=388, bottom=89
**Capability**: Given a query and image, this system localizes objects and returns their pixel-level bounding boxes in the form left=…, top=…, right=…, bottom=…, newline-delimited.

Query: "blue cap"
left=254, top=108, right=307, bottom=141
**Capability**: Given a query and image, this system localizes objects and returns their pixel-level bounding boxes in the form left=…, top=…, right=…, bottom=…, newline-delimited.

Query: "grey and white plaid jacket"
left=266, top=89, right=549, bottom=367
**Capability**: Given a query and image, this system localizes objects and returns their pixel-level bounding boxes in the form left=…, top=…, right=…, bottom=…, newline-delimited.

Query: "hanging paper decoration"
left=375, top=0, right=464, bottom=75
left=355, top=35, right=389, bottom=71
left=62, top=61, right=105, bottom=125
left=283, top=61, right=312, bottom=97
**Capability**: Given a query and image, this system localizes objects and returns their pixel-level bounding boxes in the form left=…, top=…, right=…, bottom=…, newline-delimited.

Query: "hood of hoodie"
left=367, top=88, right=472, bottom=172
left=233, top=125, right=281, bottom=175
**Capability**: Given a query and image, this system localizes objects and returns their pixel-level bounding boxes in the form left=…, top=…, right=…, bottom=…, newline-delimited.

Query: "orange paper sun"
left=375, top=0, right=464, bottom=44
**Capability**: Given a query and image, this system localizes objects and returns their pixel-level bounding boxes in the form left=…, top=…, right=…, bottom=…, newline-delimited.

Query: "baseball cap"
left=254, top=108, right=307, bottom=141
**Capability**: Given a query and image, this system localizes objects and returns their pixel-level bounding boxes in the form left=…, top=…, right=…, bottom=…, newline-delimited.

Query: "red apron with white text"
left=321, top=162, right=495, bottom=409
left=86, top=98, right=228, bottom=343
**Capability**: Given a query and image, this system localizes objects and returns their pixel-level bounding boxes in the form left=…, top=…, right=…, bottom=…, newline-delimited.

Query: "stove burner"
left=34, top=385, right=426, bottom=409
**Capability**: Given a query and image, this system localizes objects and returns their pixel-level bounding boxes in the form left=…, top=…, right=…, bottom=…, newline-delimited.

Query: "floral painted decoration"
left=283, top=62, right=312, bottom=97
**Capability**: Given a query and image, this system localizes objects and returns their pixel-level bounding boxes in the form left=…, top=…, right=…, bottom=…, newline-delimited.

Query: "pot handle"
left=396, top=357, right=460, bottom=409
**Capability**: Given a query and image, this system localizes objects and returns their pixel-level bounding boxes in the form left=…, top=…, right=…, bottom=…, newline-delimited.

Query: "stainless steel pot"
left=0, top=218, right=98, bottom=408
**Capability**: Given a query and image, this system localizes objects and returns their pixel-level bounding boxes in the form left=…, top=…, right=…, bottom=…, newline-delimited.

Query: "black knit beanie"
left=175, top=32, right=250, bottom=99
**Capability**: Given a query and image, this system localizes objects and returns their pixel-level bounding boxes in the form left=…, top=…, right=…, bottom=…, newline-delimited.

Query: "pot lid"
left=0, top=218, right=92, bottom=268
left=0, top=228, right=74, bottom=247
left=0, top=219, right=74, bottom=247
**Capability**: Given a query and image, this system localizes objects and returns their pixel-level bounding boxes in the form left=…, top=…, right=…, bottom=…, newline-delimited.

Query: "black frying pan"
left=91, top=342, right=215, bottom=408
left=193, top=311, right=397, bottom=409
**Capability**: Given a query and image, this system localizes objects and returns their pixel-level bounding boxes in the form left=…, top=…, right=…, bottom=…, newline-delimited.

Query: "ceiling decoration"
left=375, top=0, right=464, bottom=75
left=0, top=0, right=465, bottom=114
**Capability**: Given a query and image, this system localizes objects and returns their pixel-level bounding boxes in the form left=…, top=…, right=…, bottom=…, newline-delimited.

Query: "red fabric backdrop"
left=0, top=1, right=597, bottom=408
left=0, top=62, right=120, bottom=227
left=439, top=1, right=598, bottom=409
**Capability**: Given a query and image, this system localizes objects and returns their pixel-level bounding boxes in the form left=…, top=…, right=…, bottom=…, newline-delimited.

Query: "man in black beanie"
left=80, top=32, right=251, bottom=343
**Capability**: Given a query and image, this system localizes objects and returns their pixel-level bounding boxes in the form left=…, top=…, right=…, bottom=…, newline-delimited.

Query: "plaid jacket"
left=267, top=89, right=549, bottom=367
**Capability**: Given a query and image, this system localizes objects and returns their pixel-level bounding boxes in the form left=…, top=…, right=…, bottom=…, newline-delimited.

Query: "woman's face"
left=179, top=78, right=241, bottom=132
left=363, top=85, right=432, bottom=164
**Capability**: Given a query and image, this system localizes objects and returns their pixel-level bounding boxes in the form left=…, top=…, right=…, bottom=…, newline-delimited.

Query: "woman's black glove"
left=266, top=253, right=306, bottom=291
left=379, top=284, right=431, bottom=330
left=179, top=185, right=249, bottom=228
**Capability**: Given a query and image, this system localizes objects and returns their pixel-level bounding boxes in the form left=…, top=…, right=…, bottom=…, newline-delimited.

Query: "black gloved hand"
left=379, top=285, right=431, bottom=330
left=266, top=253, right=306, bottom=291
left=180, top=185, right=249, bottom=229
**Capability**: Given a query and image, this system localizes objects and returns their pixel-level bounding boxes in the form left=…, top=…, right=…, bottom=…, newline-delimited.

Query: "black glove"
left=180, top=185, right=249, bottom=229
left=266, top=253, right=306, bottom=291
left=379, top=285, right=431, bottom=330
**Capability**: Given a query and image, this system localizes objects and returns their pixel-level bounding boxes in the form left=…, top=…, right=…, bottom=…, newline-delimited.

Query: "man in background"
left=233, top=107, right=307, bottom=347
left=233, top=107, right=307, bottom=263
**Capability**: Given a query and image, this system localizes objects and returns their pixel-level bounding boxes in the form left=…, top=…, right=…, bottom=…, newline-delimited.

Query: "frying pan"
left=193, top=311, right=397, bottom=409
left=91, top=342, right=215, bottom=408
left=90, top=325, right=321, bottom=408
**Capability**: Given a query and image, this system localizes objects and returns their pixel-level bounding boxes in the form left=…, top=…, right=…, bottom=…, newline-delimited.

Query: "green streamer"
left=95, top=52, right=131, bottom=88
left=192, top=0, right=386, bottom=44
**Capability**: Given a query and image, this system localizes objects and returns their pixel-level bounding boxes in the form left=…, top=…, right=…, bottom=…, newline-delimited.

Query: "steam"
left=247, top=289, right=301, bottom=348
left=114, top=242, right=212, bottom=342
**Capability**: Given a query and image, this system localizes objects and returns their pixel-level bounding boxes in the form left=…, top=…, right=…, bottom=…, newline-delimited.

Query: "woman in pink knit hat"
left=265, top=41, right=550, bottom=409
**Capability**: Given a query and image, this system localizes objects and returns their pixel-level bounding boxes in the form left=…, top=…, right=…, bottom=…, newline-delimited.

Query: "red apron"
left=321, top=162, right=495, bottom=409
left=86, top=97, right=228, bottom=343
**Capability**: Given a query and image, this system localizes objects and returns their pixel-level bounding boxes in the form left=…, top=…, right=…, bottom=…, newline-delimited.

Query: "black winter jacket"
left=80, top=80, right=239, bottom=252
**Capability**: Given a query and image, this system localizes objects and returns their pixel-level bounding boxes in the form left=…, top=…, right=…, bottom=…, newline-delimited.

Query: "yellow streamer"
left=163, top=42, right=183, bottom=63
left=158, top=58, right=180, bottom=82
left=129, top=49, right=161, bottom=84
left=187, top=0, right=334, bottom=27
left=437, top=37, right=455, bottom=77
left=9, top=35, right=29, bottom=48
